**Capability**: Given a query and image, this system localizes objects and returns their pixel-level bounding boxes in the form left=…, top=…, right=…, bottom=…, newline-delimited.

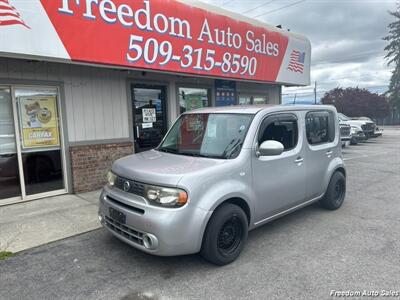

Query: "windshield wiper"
left=221, top=139, right=243, bottom=159
left=157, top=147, right=178, bottom=154
left=180, top=152, right=222, bottom=159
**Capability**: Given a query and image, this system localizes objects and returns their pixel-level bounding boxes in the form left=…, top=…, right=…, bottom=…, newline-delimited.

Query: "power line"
left=253, top=0, right=307, bottom=18
left=241, top=0, right=280, bottom=15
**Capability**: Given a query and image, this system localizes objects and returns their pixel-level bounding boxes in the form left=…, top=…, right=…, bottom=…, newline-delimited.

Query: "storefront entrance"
left=132, top=84, right=168, bottom=152
left=0, top=86, right=66, bottom=203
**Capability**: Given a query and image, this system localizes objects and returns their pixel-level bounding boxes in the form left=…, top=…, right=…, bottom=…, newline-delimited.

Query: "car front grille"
left=104, top=215, right=144, bottom=246
left=361, top=123, right=375, bottom=132
left=340, top=125, right=351, bottom=137
left=115, top=176, right=145, bottom=197
left=106, top=196, right=145, bottom=215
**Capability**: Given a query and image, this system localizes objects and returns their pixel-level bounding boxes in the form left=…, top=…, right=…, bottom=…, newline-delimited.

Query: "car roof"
left=185, top=104, right=336, bottom=115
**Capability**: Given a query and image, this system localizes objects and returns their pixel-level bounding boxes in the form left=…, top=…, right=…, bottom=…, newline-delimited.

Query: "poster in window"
left=142, top=108, right=156, bottom=123
left=185, top=94, right=205, bottom=111
left=215, top=80, right=237, bottom=106
left=18, top=96, right=60, bottom=149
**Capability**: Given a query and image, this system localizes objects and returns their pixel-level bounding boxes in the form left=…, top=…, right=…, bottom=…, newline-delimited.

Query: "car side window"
left=258, top=115, right=298, bottom=151
left=306, top=111, right=335, bottom=145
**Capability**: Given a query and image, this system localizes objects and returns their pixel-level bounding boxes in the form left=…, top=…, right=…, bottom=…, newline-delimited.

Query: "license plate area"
left=109, top=207, right=126, bottom=224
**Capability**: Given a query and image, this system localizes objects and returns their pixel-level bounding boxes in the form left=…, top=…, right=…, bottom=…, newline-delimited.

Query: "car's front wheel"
left=200, top=203, right=248, bottom=266
left=320, top=171, right=346, bottom=210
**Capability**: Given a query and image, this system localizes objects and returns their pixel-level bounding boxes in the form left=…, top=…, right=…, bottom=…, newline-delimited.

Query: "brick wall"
left=70, top=142, right=134, bottom=193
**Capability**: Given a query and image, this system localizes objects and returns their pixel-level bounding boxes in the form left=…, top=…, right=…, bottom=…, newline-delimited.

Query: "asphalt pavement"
left=1, top=128, right=399, bottom=300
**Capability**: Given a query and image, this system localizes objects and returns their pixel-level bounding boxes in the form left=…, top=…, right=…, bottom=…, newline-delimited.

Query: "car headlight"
left=107, top=171, right=117, bottom=187
left=145, top=185, right=188, bottom=208
left=350, top=127, right=357, bottom=134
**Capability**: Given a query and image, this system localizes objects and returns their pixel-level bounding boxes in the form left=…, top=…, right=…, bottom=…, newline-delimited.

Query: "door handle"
left=294, top=157, right=304, bottom=164
left=326, top=150, right=333, bottom=157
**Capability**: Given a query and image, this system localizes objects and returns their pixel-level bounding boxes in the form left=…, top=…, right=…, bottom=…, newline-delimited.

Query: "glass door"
left=15, top=87, right=65, bottom=197
left=0, top=87, right=21, bottom=200
left=132, top=84, right=167, bottom=153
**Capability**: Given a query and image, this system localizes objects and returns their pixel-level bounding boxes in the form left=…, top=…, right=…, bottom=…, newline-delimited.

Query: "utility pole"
left=314, top=81, right=317, bottom=104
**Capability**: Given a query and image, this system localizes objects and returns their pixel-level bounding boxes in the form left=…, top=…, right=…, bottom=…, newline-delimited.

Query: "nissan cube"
left=99, top=105, right=346, bottom=265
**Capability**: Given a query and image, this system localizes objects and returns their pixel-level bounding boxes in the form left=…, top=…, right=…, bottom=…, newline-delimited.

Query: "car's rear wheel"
left=320, top=171, right=346, bottom=210
left=201, top=203, right=248, bottom=266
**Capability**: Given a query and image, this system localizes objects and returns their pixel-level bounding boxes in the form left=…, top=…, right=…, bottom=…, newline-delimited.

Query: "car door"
left=304, top=110, right=337, bottom=199
left=252, top=112, right=306, bottom=222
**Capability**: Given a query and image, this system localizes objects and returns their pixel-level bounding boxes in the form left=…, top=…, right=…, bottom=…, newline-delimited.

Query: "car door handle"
left=326, top=150, right=333, bottom=157
left=294, top=157, right=304, bottom=164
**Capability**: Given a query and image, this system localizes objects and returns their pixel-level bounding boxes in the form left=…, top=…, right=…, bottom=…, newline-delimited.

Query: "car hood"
left=340, top=120, right=370, bottom=127
left=112, top=149, right=227, bottom=186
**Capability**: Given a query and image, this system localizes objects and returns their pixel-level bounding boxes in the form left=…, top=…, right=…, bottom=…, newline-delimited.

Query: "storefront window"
left=179, top=88, right=210, bottom=114
left=0, top=86, right=66, bottom=202
left=238, top=95, right=268, bottom=105
left=132, top=85, right=167, bottom=152
left=253, top=96, right=268, bottom=104
left=239, top=96, right=251, bottom=105
left=0, top=87, right=21, bottom=200
left=15, top=88, right=65, bottom=196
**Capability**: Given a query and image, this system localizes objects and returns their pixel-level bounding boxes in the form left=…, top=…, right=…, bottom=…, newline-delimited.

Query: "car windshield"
left=157, top=113, right=253, bottom=159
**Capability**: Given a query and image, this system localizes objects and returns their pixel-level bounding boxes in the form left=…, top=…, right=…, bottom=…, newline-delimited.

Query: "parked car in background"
left=354, top=117, right=383, bottom=137
left=99, top=105, right=346, bottom=265
left=349, top=125, right=367, bottom=145
left=339, top=123, right=351, bottom=147
left=338, top=113, right=375, bottom=139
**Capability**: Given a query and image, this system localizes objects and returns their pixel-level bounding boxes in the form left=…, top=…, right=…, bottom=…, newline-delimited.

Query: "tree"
left=321, top=87, right=390, bottom=118
left=383, top=6, right=400, bottom=108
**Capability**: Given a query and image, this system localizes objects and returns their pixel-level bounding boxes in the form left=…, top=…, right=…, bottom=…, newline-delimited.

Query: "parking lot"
left=1, top=128, right=399, bottom=300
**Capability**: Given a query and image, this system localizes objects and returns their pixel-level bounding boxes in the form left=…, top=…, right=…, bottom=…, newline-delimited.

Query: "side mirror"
left=257, top=140, right=284, bottom=157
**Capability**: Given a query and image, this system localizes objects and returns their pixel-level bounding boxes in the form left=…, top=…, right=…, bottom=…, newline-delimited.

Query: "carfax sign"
left=18, top=95, right=60, bottom=149
left=0, top=0, right=311, bottom=85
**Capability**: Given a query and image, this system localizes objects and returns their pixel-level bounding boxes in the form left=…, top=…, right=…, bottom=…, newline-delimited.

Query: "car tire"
left=200, top=203, right=248, bottom=266
left=320, top=171, right=346, bottom=210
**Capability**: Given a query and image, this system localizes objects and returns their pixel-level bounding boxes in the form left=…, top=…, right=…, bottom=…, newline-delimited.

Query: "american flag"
left=287, top=50, right=305, bottom=73
left=0, top=0, right=29, bottom=28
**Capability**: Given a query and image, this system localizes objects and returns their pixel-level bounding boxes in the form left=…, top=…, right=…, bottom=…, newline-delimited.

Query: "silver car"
left=99, top=105, right=346, bottom=265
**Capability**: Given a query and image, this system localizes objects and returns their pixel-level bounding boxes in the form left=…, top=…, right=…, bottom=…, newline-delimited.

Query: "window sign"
left=179, top=88, right=209, bottom=113
left=185, top=94, right=205, bottom=111
left=215, top=80, right=237, bottom=106
left=142, top=122, right=153, bottom=129
left=142, top=108, right=156, bottom=123
left=18, top=95, right=60, bottom=149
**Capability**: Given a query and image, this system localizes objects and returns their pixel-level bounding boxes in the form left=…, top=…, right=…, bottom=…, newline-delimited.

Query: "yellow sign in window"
left=19, top=96, right=60, bottom=149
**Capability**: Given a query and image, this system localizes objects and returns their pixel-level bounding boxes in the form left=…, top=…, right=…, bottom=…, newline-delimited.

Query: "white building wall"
left=0, top=58, right=130, bottom=143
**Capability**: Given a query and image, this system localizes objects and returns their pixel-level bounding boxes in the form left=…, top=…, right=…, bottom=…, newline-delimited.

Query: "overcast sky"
left=199, top=0, right=398, bottom=103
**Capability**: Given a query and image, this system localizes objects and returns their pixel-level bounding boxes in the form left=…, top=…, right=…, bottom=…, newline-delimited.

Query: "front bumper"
left=372, top=130, right=383, bottom=137
left=351, top=131, right=366, bottom=142
left=98, top=186, right=212, bottom=256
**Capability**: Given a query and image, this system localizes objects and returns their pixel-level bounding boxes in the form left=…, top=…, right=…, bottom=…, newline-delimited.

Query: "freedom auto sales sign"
left=0, top=0, right=311, bottom=85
